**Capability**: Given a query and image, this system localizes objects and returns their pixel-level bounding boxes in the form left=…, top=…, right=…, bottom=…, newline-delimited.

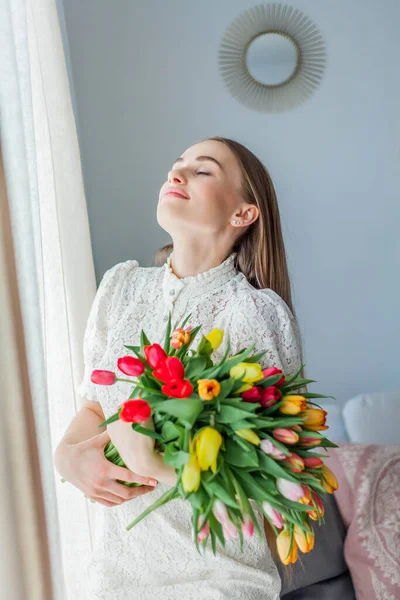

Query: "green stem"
left=126, top=486, right=180, bottom=531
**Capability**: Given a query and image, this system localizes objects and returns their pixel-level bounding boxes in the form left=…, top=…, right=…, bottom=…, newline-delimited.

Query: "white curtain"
left=1, top=0, right=97, bottom=598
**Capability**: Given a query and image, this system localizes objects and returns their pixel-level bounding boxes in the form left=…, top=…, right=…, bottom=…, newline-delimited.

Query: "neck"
left=169, top=237, right=234, bottom=279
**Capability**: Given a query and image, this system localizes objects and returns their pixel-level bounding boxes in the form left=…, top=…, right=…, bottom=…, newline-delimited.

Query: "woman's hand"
left=54, top=430, right=158, bottom=507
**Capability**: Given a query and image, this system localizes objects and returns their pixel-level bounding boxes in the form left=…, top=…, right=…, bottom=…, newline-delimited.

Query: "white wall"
left=59, top=0, right=400, bottom=405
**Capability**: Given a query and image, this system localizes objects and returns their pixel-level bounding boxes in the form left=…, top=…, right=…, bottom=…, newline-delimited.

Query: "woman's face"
left=157, top=140, right=247, bottom=237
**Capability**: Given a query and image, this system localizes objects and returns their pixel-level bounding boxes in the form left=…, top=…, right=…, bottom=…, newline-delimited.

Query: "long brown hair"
left=154, top=136, right=305, bottom=376
left=155, top=136, right=304, bottom=581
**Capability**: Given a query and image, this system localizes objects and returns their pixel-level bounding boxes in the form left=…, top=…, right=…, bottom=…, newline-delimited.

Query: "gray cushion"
left=277, top=494, right=356, bottom=599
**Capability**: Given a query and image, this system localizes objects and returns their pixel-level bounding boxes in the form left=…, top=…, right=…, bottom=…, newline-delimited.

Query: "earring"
left=231, top=220, right=240, bottom=225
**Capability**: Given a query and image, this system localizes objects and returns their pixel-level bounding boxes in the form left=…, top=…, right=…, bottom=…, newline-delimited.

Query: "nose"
left=168, top=168, right=187, bottom=184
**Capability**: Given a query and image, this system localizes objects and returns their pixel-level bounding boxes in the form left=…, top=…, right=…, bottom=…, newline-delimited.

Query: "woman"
left=55, top=137, right=305, bottom=599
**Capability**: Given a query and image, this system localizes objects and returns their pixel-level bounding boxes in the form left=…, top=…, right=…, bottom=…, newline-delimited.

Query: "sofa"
left=277, top=390, right=400, bottom=600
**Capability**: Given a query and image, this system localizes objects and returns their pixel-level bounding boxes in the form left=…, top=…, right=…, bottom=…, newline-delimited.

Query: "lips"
left=163, top=187, right=190, bottom=199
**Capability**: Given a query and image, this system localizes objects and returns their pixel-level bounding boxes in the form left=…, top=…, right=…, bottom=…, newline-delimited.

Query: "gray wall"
left=58, top=0, right=400, bottom=405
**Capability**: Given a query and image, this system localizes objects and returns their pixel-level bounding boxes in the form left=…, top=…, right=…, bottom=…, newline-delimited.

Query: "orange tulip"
left=170, top=327, right=191, bottom=349
left=279, top=395, right=307, bottom=415
left=294, top=523, right=315, bottom=553
left=197, top=379, right=221, bottom=401
left=277, top=530, right=298, bottom=565
left=302, top=408, right=329, bottom=431
left=321, top=464, right=338, bottom=493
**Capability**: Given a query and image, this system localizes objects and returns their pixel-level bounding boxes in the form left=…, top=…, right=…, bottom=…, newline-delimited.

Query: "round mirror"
left=245, top=33, right=298, bottom=87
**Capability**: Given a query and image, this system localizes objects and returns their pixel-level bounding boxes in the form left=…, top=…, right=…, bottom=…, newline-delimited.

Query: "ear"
left=233, top=204, right=259, bottom=227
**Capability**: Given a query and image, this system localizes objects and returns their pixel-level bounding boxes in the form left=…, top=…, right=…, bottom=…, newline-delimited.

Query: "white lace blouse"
left=77, top=252, right=303, bottom=600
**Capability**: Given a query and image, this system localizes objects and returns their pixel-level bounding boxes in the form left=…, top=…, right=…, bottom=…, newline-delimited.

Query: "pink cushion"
left=325, top=444, right=400, bottom=600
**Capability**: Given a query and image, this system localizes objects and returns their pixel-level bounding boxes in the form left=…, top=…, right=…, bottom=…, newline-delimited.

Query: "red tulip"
left=91, top=370, right=116, bottom=385
left=262, top=367, right=285, bottom=386
left=260, top=386, right=281, bottom=408
left=162, top=379, right=193, bottom=399
left=144, top=343, right=167, bottom=369
left=117, top=356, right=145, bottom=377
left=273, top=428, right=299, bottom=445
left=119, top=399, right=152, bottom=423
left=298, top=433, right=322, bottom=448
left=241, top=387, right=262, bottom=403
left=303, top=456, right=324, bottom=469
left=153, top=356, right=185, bottom=383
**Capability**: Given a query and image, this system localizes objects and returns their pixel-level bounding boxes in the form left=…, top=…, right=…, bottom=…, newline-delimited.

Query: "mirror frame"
left=218, top=3, right=327, bottom=113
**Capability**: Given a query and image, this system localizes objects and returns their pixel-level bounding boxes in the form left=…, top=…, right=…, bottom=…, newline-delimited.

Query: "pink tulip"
left=276, top=478, right=305, bottom=502
left=260, top=439, right=286, bottom=460
left=197, top=517, right=210, bottom=543
left=222, top=521, right=238, bottom=540
left=262, top=501, right=284, bottom=529
left=117, top=356, right=145, bottom=377
left=273, top=428, right=299, bottom=445
left=91, top=369, right=116, bottom=385
left=212, top=499, right=230, bottom=524
left=298, top=434, right=322, bottom=448
left=241, top=514, right=255, bottom=539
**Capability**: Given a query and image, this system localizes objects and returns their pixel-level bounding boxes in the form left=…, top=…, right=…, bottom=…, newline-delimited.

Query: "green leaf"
left=131, top=424, right=164, bottom=441
left=301, top=393, right=336, bottom=400
left=221, top=396, right=259, bottom=412
left=227, top=469, right=263, bottom=540
left=156, top=398, right=204, bottom=426
left=208, top=512, right=225, bottom=548
left=234, top=470, right=270, bottom=502
left=282, top=378, right=317, bottom=390
left=282, top=363, right=305, bottom=385
left=140, top=330, right=151, bottom=353
left=161, top=421, right=185, bottom=443
left=185, top=356, right=207, bottom=380
left=163, top=313, right=172, bottom=352
left=252, top=473, right=277, bottom=495
left=320, top=438, right=339, bottom=448
left=187, top=485, right=209, bottom=510
left=223, top=438, right=259, bottom=468
left=230, top=420, right=258, bottom=430
left=201, top=474, right=239, bottom=509
left=217, top=378, right=237, bottom=402
left=244, top=351, right=267, bottom=364
left=257, top=451, right=298, bottom=482
left=163, top=444, right=190, bottom=468
left=217, top=405, right=257, bottom=423
left=196, top=336, right=213, bottom=359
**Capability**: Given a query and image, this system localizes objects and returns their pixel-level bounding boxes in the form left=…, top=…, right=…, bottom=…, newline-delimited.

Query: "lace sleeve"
left=76, top=260, right=139, bottom=403
left=229, top=287, right=303, bottom=378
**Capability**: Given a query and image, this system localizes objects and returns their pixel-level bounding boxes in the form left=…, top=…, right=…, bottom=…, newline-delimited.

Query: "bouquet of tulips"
left=90, top=315, right=339, bottom=565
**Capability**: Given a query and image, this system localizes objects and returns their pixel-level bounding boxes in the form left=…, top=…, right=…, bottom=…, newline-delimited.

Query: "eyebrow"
left=173, top=155, right=224, bottom=171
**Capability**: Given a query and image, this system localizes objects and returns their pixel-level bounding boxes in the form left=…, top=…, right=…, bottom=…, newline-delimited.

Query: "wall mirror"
left=218, top=3, right=327, bottom=112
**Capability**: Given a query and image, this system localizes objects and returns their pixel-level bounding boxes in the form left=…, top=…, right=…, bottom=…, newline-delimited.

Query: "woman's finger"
left=107, top=463, right=158, bottom=487
left=108, top=481, right=154, bottom=500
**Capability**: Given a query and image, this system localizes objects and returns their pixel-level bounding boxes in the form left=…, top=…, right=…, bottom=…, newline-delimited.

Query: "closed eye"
left=197, top=171, right=211, bottom=176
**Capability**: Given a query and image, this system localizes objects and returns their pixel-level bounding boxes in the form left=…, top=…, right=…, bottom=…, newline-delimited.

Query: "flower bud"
left=262, top=501, right=284, bottom=529
left=119, top=399, right=152, bottom=423
left=277, top=530, right=298, bottom=565
left=182, top=453, right=201, bottom=493
left=206, top=328, right=224, bottom=350
left=171, top=328, right=191, bottom=350
left=235, top=428, right=261, bottom=446
left=241, top=514, right=255, bottom=539
left=241, top=387, right=262, bottom=403
left=117, top=356, right=145, bottom=377
left=91, top=369, right=116, bottom=385
left=282, top=452, right=305, bottom=473
left=303, top=456, right=324, bottom=469
left=230, top=362, right=264, bottom=383
left=259, top=439, right=286, bottom=460
left=302, top=408, right=329, bottom=431
left=197, top=517, right=210, bottom=543
left=273, top=428, right=299, bottom=445
left=321, top=464, right=338, bottom=493
left=144, top=343, right=167, bottom=369
left=260, top=386, right=281, bottom=408
left=262, top=367, right=285, bottom=386
left=294, top=523, right=315, bottom=553
left=195, top=427, right=222, bottom=473
left=197, top=379, right=221, bottom=401
left=276, top=478, right=305, bottom=502
left=279, top=395, right=307, bottom=415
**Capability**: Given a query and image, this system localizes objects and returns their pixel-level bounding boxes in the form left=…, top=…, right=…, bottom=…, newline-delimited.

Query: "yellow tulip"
left=279, top=395, right=307, bottom=415
left=206, top=329, right=224, bottom=350
left=321, top=464, right=338, bottom=493
left=182, top=452, right=201, bottom=492
left=294, top=523, right=315, bottom=553
left=230, top=362, right=264, bottom=383
left=302, top=408, right=329, bottom=431
left=235, top=428, right=261, bottom=446
left=276, top=529, right=298, bottom=565
left=197, top=379, right=221, bottom=401
left=195, top=427, right=222, bottom=473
